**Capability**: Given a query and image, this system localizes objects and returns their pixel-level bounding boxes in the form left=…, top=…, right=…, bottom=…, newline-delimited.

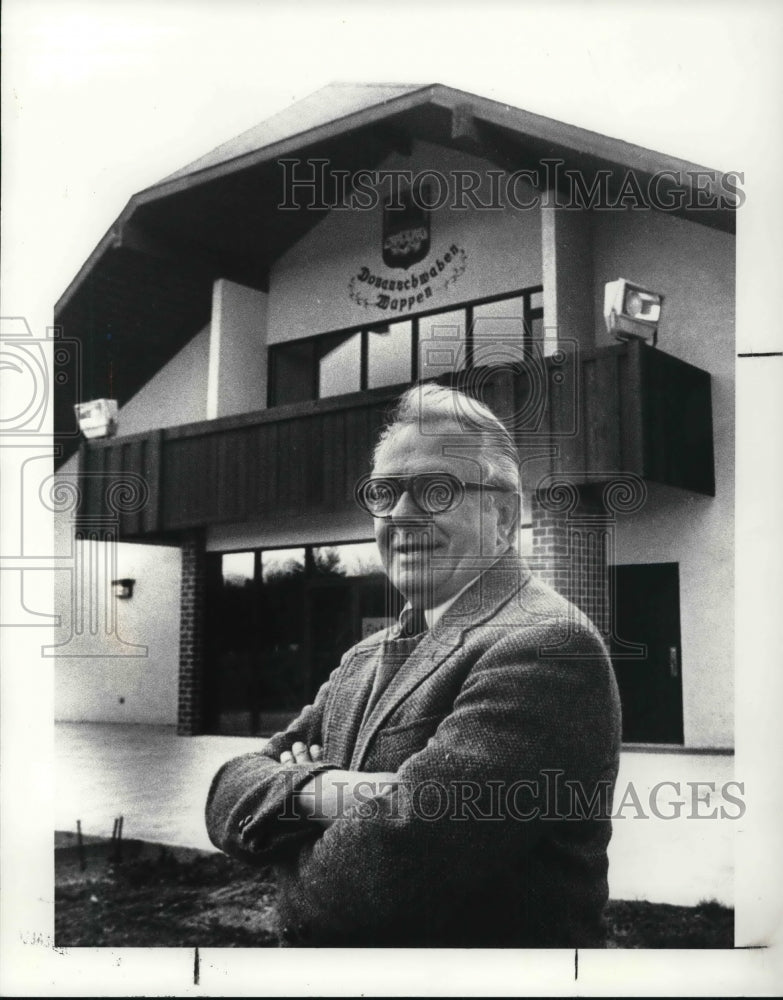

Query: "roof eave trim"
left=54, top=210, right=134, bottom=317
left=133, top=83, right=441, bottom=205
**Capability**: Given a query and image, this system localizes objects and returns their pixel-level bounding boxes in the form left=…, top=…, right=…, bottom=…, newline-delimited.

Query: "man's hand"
left=279, top=742, right=322, bottom=764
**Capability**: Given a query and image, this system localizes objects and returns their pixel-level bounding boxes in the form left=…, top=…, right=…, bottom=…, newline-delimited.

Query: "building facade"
left=53, top=84, right=735, bottom=752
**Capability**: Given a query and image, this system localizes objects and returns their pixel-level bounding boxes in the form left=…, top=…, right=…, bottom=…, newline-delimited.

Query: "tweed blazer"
left=206, top=554, right=622, bottom=948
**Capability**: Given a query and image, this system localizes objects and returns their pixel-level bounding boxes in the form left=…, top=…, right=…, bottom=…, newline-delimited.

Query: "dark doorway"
left=610, top=562, right=684, bottom=744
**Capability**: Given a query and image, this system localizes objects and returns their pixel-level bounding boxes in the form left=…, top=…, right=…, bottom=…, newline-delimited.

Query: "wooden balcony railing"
left=75, top=340, right=714, bottom=541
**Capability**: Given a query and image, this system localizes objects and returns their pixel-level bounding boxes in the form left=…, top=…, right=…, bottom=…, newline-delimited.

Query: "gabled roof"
left=163, top=83, right=428, bottom=183
left=58, top=81, right=736, bottom=318
left=131, top=80, right=733, bottom=214
left=54, top=82, right=736, bottom=462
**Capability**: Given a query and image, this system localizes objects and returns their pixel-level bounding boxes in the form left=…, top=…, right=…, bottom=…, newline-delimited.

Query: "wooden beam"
left=112, top=221, right=269, bottom=293
left=448, top=107, right=529, bottom=175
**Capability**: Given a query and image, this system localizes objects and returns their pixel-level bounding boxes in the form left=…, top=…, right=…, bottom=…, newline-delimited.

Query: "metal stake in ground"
left=76, top=819, right=86, bottom=872
left=112, top=815, right=124, bottom=863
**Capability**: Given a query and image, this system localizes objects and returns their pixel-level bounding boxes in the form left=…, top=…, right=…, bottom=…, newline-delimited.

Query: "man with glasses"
left=206, top=384, right=622, bottom=947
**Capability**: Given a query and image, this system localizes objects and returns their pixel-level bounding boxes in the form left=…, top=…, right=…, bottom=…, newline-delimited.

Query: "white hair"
left=373, top=383, right=522, bottom=537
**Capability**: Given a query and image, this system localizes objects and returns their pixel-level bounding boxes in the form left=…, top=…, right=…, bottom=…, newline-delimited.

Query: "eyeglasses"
left=355, top=472, right=510, bottom=517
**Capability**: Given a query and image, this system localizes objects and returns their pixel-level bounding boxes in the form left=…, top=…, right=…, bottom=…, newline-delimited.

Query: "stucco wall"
left=268, top=141, right=542, bottom=342
left=52, top=326, right=213, bottom=723
left=209, top=280, right=268, bottom=418
left=591, top=210, right=735, bottom=748
left=115, top=323, right=210, bottom=437
left=53, top=516, right=181, bottom=725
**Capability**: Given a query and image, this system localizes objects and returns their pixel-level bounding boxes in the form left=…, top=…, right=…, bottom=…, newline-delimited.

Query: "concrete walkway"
left=55, top=723, right=735, bottom=906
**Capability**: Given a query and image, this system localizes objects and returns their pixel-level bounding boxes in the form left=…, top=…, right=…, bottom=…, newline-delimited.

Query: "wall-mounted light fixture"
left=603, top=279, right=663, bottom=345
left=112, top=578, right=135, bottom=600
left=74, top=398, right=118, bottom=439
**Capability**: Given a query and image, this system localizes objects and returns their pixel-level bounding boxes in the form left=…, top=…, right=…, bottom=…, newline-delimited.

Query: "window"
left=268, top=286, right=543, bottom=407
left=312, top=541, right=385, bottom=577
left=270, top=338, right=314, bottom=406
left=367, top=321, right=413, bottom=389
left=418, top=309, right=467, bottom=379
left=318, top=331, right=362, bottom=398
left=471, top=296, right=526, bottom=368
left=261, top=547, right=306, bottom=583
left=221, top=551, right=255, bottom=586
left=204, top=540, right=401, bottom=736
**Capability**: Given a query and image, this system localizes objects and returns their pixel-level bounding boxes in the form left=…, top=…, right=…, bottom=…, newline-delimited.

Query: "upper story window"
left=268, top=286, right=543, bottom=408
left=319, top=331, right=362, bottom=398
left=367, top=320, right=413, bottom=389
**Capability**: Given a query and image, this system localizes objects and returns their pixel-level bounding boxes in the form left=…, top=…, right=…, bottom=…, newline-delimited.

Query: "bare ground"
left=54, top=834, right=733, bottom=949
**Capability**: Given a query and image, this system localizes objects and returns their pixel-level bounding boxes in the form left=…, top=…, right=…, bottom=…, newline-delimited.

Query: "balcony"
left=74, top=340, right=714, bottom=541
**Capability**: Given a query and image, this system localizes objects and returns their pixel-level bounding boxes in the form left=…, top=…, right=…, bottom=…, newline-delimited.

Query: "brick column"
left=177, top=529, right=207, bottom=735
left=562, top=495, right=612, bottom=637
left=531, top=493, right=571, bottom=600
left=531, top=477, right=646, bottom=644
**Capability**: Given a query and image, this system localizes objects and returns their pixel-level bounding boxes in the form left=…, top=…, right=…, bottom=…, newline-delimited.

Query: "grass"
left=55, top=837, right=734, bottom=949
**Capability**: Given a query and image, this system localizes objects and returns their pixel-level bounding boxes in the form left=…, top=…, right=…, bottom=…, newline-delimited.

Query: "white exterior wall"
left=54, top=325, right=213, bottom=723
left=591, top=210, right=735, bottom=748
left=55, top=283, right=275, bottom=723
left=541, top=203, right=595, bottom=352
left=53, top=534, right=182, bottom=725
left=113, top=323, right=210, bottom=436
left=208, top=280, right=268, bottom=418
left=268, top=142, right=542, bottom=342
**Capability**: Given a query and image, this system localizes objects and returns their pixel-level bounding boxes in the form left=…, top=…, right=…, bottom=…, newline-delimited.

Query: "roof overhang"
left=54, top=83, right=736, bottom=462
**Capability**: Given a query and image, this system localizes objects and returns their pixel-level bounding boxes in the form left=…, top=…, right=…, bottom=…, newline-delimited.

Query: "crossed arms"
left=205, top=626, right=620, bottom=945
left=278, top=739, right=396, bottom=827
